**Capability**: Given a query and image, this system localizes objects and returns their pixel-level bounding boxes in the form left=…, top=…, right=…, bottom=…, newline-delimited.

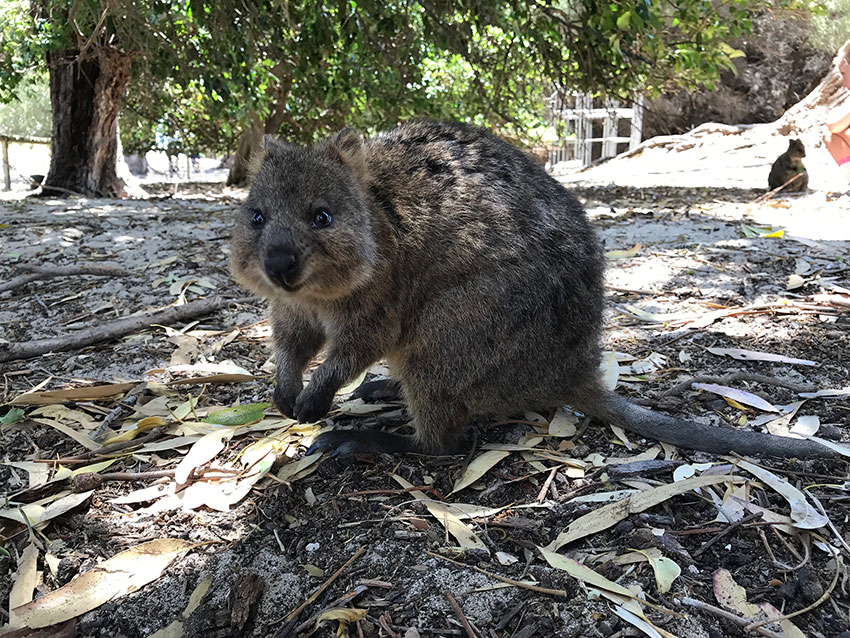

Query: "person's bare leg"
left=823, top=130, right=850, bottom=182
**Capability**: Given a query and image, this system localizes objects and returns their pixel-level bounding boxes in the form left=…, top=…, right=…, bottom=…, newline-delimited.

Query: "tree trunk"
left=45, top=47, right=131, bottom=198
left=226, top=67, right=293, bottom=187
left=226, top=111, right=264, bottom=187
left=225, top=121, right=263, bottom=187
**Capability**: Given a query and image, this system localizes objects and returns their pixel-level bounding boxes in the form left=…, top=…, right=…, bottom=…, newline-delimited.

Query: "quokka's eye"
left=312, top=209, right=333, bottom=228
left=250, top=210, right=265, bottom=226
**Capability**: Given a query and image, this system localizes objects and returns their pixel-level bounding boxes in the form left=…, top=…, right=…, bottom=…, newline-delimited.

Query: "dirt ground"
left=1, top=166, right=849, bottom=638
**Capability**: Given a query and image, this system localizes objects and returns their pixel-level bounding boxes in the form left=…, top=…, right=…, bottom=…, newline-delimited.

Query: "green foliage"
left=0, top=71, right=50, bottom=137
left=0, top=0, right=44, bottom=103
left=0, top=407, right=25, bottom=425
left=0, top=0, right=810, bottom=153
left=809, top=0, right=850, bottom=52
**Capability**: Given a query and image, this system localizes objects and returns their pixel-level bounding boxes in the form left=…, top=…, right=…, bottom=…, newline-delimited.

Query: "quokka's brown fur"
left=768, top=138, right=808, bottom=192
left=231, top=120, right=836, bottom=459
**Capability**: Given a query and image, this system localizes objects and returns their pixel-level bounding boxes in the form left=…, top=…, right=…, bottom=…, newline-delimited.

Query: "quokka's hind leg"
left=351, top=377, right=402, bottom=402
left=306, top=396, right=469, bottom=457
left=406, top=394, right=470, bottom=455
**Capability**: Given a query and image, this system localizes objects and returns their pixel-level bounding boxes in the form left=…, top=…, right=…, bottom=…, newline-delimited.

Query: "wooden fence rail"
left=1, top=134, right=51, bottom=191
left=547, top=93, right=643, bottom=168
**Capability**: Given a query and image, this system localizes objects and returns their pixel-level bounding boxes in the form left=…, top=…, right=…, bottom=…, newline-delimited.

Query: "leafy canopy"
left=0, top=0, right=812, bottom=153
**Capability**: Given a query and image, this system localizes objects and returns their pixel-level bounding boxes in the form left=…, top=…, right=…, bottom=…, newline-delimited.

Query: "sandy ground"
left=1, top=132, right=849, bottom=638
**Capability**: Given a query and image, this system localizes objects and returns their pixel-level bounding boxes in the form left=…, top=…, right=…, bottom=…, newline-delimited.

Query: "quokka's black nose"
left=265, top=252, right=299, bottom=287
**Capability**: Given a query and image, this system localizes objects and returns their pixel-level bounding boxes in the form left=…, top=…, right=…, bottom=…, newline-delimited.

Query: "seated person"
left=823, top=40, right=850, bottom=187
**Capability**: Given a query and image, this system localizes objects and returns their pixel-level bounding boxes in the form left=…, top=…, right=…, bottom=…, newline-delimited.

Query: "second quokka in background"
left=768, top=138, right=808, bottom=193
left=231, top=120, right=835, bottom=460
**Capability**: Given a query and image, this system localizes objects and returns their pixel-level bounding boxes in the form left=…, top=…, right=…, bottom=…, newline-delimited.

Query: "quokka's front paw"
left=273, top=378, right=302, bottom=420
left=293, top=383, right=336, bottom=423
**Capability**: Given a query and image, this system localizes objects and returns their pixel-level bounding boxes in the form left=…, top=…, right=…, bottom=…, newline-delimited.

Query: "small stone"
left=597, top=617, right=620, bottom=636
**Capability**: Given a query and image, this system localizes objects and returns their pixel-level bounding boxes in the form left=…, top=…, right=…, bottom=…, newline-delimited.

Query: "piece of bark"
left=0, top=264, right=132, bottom=294
left=0, top=296, right=251, bottom=363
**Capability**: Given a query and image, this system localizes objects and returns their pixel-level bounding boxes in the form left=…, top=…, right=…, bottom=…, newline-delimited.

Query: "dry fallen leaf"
left=393, top=474, right=488, bottom=553
left=691, top=383, right=780, bottom=413
left=3, top=461, right=51, bottom=489
left=277, top=452, right=323, bottom=483
left=30, top=418, right=101, bottom=451
left=706, top=347, right=817, bottom=367
left=314, top=608, right=368, bottom=632
left=11, top=383, right=138, bottom=405
left=713, top=568, right=805, bottom=638
left=630, top=549, right=681, bottom=594
left=450, top=450, right=510, bottom=495
left=174, top=428, right=236, bottom=484
left=30, top=405, right=98, bottom=429
left=10, top=539, right=194, bottom=629
left=302, top=564, right=324, bottom=577
left=732, top=458, right=828, bottom=529
left=8, top=543, right=40, bottom=628
left=546, top=474, right=746, bottom=551
left=0, top=490, right=94, bottom=530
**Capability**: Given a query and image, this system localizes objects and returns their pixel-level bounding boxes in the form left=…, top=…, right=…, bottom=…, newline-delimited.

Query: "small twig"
left=32, top=181, right=86, bottom=197
left=91, top=382, right=148, bottom=441
left=70, top=469, right=176, bottom=492
left=60, top=427, right=165, bottom=461
left=284, top=547, right=366, bottom=622
left=427, top=552, right=566, bottom=597
left=775, top=529, right=810, bottom=572
left=607, top=285, right=657, bottom=296
left=808, top=492, right=850, bottom=556
left=681, top=597, right=783, bottom=638
left=662, top=372, right=816, bottom=399
left=751, top=172, right=804, bottom=204
left=340, top=485, right=445, bottom=500
left=694, top=512, right=763, bottom=557
left=0, top=296, right=253, bottom=363
left=445, top=591, right=477, bottom=638
left=536, top=467, right=558, bottom=504
left=0, top=264, right=132, bottom=294
left=291, top=585, right=367, bottom=635
left=376, top=614, right=400, bottom=638
left=757, top=528, right=792, bottom=571
left=100, top=469, right=176, bottom=482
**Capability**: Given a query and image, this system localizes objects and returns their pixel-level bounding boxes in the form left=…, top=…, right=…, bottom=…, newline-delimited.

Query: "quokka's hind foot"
left=350, top=378, right=402, bottom=402
left=306, top=428, right=418, bottom=457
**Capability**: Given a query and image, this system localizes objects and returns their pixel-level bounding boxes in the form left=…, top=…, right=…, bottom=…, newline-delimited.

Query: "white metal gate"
left=547, top=93, right=643, bottom=168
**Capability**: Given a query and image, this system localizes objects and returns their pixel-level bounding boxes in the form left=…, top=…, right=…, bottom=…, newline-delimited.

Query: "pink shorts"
left=839, top=156, right=850, bottom=166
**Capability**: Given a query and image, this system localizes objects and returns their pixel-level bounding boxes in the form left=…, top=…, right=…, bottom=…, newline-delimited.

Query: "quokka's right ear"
left=328, top=128, right=369, bottom=182
left=264, top=134, right=286, bottom=154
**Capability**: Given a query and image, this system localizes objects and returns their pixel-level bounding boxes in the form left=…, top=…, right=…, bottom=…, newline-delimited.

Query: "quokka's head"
left=788, top=138, right=806, bottom=158
left=231, top=129, right=378, bottom=303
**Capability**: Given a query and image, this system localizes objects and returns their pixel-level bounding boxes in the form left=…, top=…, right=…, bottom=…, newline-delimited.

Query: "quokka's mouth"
left=280, top=281, right=303, bottom=293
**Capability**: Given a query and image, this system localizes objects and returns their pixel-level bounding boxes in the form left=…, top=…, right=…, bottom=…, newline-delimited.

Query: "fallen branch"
left=750, top=172, right=804, bottom=204
left=0, top=297, right=252, bottom=363
left=0, top=264, right=132, bottom=294
left=661, top=372, right=817, bottom=399
left=31, top=181, right=86, bottom=197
